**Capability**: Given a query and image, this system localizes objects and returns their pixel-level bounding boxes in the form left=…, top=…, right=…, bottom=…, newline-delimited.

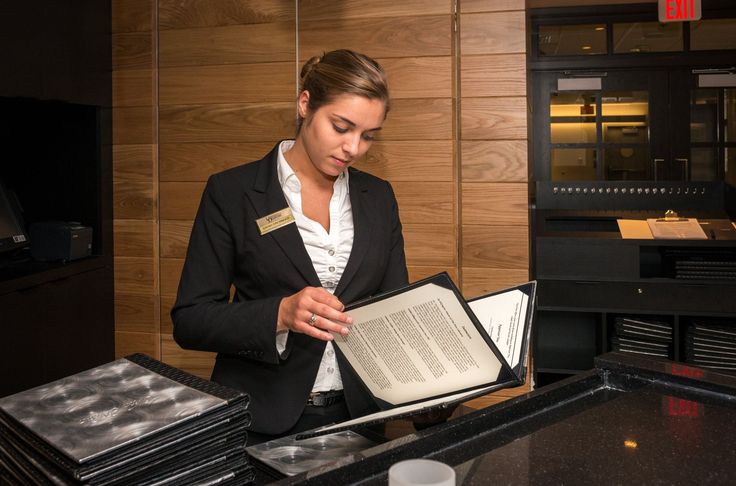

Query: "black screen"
left=0, top=181, right=28, bottom=252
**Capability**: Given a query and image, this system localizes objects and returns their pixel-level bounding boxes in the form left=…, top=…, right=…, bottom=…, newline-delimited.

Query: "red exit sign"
left=659, top=0, right=702, bottom=22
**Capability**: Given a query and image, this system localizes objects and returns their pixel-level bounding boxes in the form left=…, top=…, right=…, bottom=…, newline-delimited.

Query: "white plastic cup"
left=388, top=459, right=456, bottom=486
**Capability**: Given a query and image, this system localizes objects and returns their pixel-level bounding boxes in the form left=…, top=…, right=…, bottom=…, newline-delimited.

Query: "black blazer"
left=172, top=143, right=409, bottom=435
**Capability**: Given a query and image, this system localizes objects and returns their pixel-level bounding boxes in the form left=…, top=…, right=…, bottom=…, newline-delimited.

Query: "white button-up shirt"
left=275, top=140, right=353, bottom=392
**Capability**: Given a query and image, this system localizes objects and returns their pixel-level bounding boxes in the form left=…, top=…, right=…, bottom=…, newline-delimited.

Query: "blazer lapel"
left=335, top=170, right=373, bottom=297
left=244, top=146, right=320, bottom=287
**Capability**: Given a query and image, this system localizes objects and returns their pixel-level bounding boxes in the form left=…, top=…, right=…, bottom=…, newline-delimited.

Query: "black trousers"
left=246, top=400, right=351, bottom=446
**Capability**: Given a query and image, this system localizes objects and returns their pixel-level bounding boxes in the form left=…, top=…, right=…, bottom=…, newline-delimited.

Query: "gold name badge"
left=256, top=207, right=295, bottom=235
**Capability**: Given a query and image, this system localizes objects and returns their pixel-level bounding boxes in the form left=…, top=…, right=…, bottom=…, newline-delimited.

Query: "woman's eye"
left=362, top=133, right=375, bottom=142
left=333, top=124, right=348, bottom=134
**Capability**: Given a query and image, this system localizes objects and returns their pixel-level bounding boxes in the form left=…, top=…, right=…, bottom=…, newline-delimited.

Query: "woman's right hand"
left=277, top=287, right=352, bottom=341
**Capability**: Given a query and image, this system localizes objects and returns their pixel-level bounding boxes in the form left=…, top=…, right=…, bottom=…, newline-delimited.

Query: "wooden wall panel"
left=159, top=0, right=294, bottom=29
left=160, top=258, right=185, bottom=298
left=356, top=141, right=453, bottom=182
left=299, top=0, right=451, bottom=21
left=112, top=0, right=154, bottom=33
left=112, top=32, right=154, bottom=70
left=159, top=63, right=293, bottom=105
left=299, top=16, right=451, bottom=59
left=392, top=182, right=454, bottom=225
left=380, top=99, right=453, bottom=141
left=461, top=97, right=528, bottom=140
left=113, top=144, right=155, bottom=181
left=462, top=183, right=529, bottom=226
left=113, top=181, right=155, bottom=220
left=159, top=103, right=294, bottom=143
left=113, top=106, right=156, bottom=144
left=408, top=266, right=459, bottom=285
left=162, top=334, right=216, bottom=380
left=461, top=54, right=526, bottom=98
left=160, top=182, right=205, bottom=220
left=115, top=294, right=158, bottom=334
left=159, top=23, right=295, bottom=67
left=160, top=220, right=194, bottom=259
left=460, top=11, right=526, bottom=55
left=461, top=0, right=525, bottom=12
left=114, top=219, right=155, bottom=257
left=160, top=142, right=274, bottom=181
left=113, top=69, right=154, bottom=107
left=115, top=331, right=161, bottom=360
left=462, top=225, right=529, bottom=269
left=403, top=224, right=456, bottom=267
left=161, top=294, right=176, bottom=334
left=115, top=257, right=157, bottom=295
left=461, top=140, right=528, bottom=182
left=461, top=268, right=530, bottom=299
left=379, top=57, right=452, bottom=99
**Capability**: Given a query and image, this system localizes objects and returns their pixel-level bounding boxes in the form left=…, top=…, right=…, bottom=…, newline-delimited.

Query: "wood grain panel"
left=461, top=97, right=527, bottom=141
left=461, top=0, right=525, bottom=13
left=159, top=23, right=294, bottom=67
left=461, top=225, right=529, bottom=269
left=161, top=294, right=176, bottom=334
left=408, top=266, right=458, bottom=284
left=113, top=69, right=154, bottom=107
left=381, top=99, right=452, bottom=141
left=159, top=62, right=293, bottom=105
left=160, top=142, right=275, bottom=181
left=115, top=294, right=158, bottom=333
left=113, top=106, right=155, bottom=144
left=113, top=181, right=155, bottom=220
left=461, top=11, right=526, bottom=55
left=299, top=16, right=451, bottom=59
left=465, top=382, right=531, bottom=410
left=160, top=258, right=185, bottom=297
left=461, top=54, right=526, bottom=98
left=114, top=219, right=155, bottom=257
left=113, top=180, right=154, bottom=220
left=160, top=220, right=194, bottom=259
left=392, top=182, right=454, bottom=225
left=378, top=57, right=452, bottom=99
left=461, top=267, right=530, bottom=299
left=115, top=331, right=160, bottom=360
left=159, top=103, right=294, bottom=143
left=112, top=32, right=154, bottom=70
left=355, top=141, right=453, bottom=182
left=113, top=144, right=155, bottom=181
left=159, top=0, right=294, bottom=29
left=300, top=0, right=450, bottom=21
left=115, top=256, right=156, bottom=295
left=403, top=224, right=456, bottom=267
left=461, top=140, right=527, bottom=182
left=112, top=0, right=154, bottom=33
left=160, top=182, right=205, bottom=220
left=162, top=334, right=216, bottom=380
left=529, top=0, right=648, bottom=7
left=462, top=182, right=528, bottom=226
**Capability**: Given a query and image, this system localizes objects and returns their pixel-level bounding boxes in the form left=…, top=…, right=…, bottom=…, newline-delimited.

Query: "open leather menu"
left=296, top=273, right=536, bottom=439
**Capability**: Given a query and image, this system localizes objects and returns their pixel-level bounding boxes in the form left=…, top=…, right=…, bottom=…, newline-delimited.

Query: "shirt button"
left=327, top=349, right=334, bottom=357
left=328, top=249, right=335, bottom=256
left=329, top=266, right=335, bottom=272
left=327, top=367, right=334, bottom=374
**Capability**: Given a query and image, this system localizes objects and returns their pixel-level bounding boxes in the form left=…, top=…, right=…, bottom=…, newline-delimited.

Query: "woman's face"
left=298, top=91, right=386, bottom=179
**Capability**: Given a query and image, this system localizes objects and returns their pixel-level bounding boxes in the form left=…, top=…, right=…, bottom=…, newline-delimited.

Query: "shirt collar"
left=277, top=140, right=349, bottom=194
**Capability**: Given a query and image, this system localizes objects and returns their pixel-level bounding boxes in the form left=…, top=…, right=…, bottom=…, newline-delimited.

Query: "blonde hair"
left=297, top=49, right=389, bottom=132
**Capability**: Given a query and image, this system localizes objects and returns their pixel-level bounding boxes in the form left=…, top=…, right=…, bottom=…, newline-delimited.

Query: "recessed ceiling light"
left=595, top=27, right=605, bottom=31
left=582, top=46, right=592, bottom=50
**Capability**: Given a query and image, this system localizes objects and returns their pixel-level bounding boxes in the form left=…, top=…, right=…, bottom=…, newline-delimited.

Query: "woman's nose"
left=342, top=133, right=361, bottom=156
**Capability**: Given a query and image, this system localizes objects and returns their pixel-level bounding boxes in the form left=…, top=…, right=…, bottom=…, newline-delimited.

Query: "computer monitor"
left=0, top=179, right=29, bottom=255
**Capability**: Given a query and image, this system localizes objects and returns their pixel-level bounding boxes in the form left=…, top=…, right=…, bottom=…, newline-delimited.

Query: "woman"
left=172, top=49, right=409, bottom=444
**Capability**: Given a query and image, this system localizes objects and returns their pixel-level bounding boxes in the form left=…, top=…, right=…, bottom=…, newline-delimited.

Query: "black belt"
left=307, top=390, right=344, bottom=407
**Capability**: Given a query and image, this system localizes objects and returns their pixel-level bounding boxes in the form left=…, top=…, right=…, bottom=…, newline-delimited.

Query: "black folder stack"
left=610, top=317, right=673, bottom=359
left=0, top=354, right=254, bottom=485
left=685, top=322, right=736, bottom=372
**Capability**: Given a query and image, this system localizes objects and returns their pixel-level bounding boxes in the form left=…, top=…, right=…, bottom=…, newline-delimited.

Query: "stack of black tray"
left=685, top=322, right=736, bottom=372
left=610, top=317, right=673, bottom=359
left=0, top=354, right=254, bottom=485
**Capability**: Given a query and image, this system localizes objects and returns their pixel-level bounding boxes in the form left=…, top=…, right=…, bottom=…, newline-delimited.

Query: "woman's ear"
left=297, top=90, right=310, bottom=119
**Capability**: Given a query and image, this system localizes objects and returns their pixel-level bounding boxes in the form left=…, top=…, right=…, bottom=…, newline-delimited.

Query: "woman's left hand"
left=276, top=286, right=352, bottom=341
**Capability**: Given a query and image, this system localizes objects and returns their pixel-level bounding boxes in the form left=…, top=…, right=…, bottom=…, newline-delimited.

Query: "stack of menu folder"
left=610, top=317, right=673, bottom=359
left=685, top=322, right=736, bottom=372
left=0, top=354, right=254, bottom=485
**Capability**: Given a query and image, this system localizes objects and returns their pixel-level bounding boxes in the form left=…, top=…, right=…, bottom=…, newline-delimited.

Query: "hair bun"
left=300, top=54, right=323, bottom=82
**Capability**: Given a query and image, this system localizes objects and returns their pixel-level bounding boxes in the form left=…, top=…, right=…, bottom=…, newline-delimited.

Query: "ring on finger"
left=307, top=313, right=317, bottom=326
